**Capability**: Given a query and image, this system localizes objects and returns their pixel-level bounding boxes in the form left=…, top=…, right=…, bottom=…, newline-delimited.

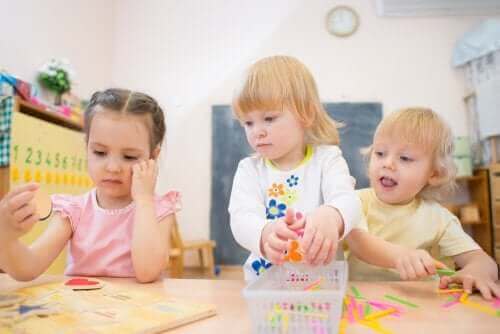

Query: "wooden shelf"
left=456, top=175, right=483, bottom=182
left=16, top=98, right=83, bottom=131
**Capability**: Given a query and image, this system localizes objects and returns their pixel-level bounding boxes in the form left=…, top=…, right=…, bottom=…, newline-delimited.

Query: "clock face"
left=326, top=6, right=359, bottom=37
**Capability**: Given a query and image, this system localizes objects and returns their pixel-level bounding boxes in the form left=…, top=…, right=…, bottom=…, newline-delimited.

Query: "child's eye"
left=124, top=155, right=138, bottom=160
left=93, top=150, right=106, bottom=156
left=264, top=116, right=275, bottom=122
left=243, top=121, right=253, bottom=127
left=374, top=151, right=384, bottom=157
left=400, top=155, right=413, bottom=162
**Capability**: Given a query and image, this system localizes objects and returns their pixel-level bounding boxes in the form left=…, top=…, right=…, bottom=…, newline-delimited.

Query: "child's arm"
left=301, top=148, right=361, bottom=265
left=441, top=250, right=500, bottom=300
left=0, top=183, right=72, bottom=280
left=346, top=229, right=440, bottom=280
left=130, top=159, right=171, bottom=283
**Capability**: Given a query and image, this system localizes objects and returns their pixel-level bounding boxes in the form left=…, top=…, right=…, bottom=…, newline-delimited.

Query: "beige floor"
left=165, top=265, right=244, bottom=280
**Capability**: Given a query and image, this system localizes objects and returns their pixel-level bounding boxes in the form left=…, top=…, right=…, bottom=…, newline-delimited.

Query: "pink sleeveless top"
left=51, top=189, right=180, bottom=277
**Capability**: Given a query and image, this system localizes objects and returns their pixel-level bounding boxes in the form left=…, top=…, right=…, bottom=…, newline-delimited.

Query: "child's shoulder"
left=313, top=144, right=342, bottom=157
left=51, top=190, right=93, bottom=212
left=419, top=198, right=457, bottom=219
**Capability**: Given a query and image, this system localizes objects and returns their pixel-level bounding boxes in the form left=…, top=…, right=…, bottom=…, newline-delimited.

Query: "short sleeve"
left=155, top=191, right=181, bottom=220
left=51, top=194, right=82, bottom=230
left=438, top=213, right=480, bottom=257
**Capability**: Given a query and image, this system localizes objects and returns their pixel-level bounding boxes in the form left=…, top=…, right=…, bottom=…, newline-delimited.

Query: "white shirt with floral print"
left=228, top=145, right=361, bottom=281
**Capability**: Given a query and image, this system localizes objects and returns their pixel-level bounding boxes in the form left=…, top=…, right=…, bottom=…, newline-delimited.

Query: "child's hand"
left=394, top=249, right=442, bottom=280
left=261, top=209, right=304, bottom=265
left=439, top=265, right=500, bottom=300
left=0, top=183, right=40, bottom=243
left=301, top=206, right=342, bottom=266
left=131, top=159, right=158, bottom=203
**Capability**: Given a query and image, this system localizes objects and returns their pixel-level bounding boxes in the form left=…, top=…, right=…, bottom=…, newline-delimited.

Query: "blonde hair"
left=370, top=107, right=456, bottom=201
left=232, top=55, right=340, bottom=145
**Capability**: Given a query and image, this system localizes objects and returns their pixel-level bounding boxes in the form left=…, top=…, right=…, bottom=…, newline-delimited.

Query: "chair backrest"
left=170, top=216, right=184, bottom=250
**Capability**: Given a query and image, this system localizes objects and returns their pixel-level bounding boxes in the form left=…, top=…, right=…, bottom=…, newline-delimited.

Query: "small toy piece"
left=0, top=293, right=24, bottom=308
left=64, top=278, right=104, bottom=291
left=284, top=240, right=303, bottom=263
left=34, top=188, right=52, bottom=221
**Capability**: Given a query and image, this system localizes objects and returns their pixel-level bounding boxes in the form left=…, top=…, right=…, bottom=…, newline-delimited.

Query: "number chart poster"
left=9, top=111, right=92, bottom=274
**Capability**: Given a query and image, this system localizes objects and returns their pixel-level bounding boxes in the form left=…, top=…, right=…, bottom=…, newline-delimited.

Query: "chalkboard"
left=210, top=103, right=382, bottom=265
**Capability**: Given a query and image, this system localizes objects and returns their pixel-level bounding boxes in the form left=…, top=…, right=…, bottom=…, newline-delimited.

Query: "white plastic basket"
left=243, top=261, right=348, bottom=334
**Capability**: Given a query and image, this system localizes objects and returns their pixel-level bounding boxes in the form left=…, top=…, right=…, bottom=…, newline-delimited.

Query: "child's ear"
left=428, top=168, right=444, bottom=186
left=151, top=146, right=161, bottom=160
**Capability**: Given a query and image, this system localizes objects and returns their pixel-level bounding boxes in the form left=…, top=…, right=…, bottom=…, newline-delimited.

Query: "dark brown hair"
left=84, top=88, right=166, bottom=151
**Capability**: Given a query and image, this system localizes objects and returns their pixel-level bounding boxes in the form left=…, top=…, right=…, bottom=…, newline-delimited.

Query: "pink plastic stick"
left=441, top=300, right=460, bottom=308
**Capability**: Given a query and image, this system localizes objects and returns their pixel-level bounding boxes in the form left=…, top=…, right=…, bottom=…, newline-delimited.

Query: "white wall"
left=112, top=0, right=496, bottom=251
left=0, top=0, right=114, bottom=98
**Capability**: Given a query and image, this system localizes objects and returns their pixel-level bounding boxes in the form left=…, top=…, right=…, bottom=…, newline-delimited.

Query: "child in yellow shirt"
left=348, top=107, right=499, bottom=299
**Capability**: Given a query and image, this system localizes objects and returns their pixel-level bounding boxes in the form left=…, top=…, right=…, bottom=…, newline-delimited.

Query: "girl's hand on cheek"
left=131, top=159, right=158, bottom=203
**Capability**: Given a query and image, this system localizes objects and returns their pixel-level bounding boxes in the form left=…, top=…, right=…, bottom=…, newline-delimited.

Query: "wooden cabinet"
left=453, top=169, right=494, bottom=258
left=0, top=97, right=84, bottom=198
left=488, top=164, right=500, bottom=262
left=0, top=96, right=89, bottom=274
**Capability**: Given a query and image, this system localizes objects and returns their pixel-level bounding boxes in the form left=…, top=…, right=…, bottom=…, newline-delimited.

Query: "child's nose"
left=105, top=158, right=122, bottom=172
left=253, top=125, right=266, bottom=139
left=382, top=156, right=395, bottom=170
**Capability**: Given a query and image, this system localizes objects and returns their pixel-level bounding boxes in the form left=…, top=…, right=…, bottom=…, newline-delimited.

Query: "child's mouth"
left=380, top=176, right=397, bottom=187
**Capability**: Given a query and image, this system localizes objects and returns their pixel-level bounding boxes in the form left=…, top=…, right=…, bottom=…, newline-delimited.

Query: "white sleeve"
left=228, top=160, right=267, bottom=257
left=321, top=147, right=361, bottom=239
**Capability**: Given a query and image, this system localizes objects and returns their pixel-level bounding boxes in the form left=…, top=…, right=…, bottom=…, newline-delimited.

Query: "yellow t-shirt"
left=348, top=188, right=480, bottom=281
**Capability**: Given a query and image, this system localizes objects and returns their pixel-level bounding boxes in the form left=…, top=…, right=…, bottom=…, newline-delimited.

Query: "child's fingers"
left=439, top=275, right=453, bottom=289
left=6, top=183, right=39, bottom=199
left=263, top=242, right=284, bottom=264
left=287, top=217, right=305, bottom=231
left=12, top=202, right=37, bottom=224
left=306, top=233, right=324, bottom=263
left=275, top=223, right=299, bottom=240
left=397, top=263, right=408, bottom=281
left=324, top=242, right=336, bottom=265
left=402, top=260, right=418, bottom=280
left=8, top=191, right=36, bottom=212
left=488, top=281, right=500, bottom=298
left=268, top=232, right=288, bottom=251
left=433, top=259, right=448, bottom=269
left=475, top=281, right=493, bottom=300
left=284, top=208, right=295, bottom=225
left=18, top=213, right=39, bottom=231
left=313, top=238, right=331, bottom=265
left=410, top=256, right=428, bottom=278
left=301, top=225, right=316, bottom=254
left=460, top=276, right=475, bottom=294
left=421, top=255, right=437, bottom=275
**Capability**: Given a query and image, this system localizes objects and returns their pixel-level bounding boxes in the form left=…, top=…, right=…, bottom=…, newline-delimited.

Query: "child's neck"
left=269, top=144, right=309, bottom=171
left=95, top=189, right=133, bottom=210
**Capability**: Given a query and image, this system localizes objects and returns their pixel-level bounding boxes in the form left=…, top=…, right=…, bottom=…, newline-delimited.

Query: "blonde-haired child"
left=348, top=107, right=499, bottom=299
left=228, top=56, right=437, bottom=282
left=0, top=88, right=179, bottom=283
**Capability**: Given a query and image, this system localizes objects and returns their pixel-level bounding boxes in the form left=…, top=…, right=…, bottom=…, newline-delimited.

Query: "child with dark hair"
left=0, top=88, right=179, bottom=283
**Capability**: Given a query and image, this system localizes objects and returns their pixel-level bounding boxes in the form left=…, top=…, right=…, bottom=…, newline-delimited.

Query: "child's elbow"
left=10, top=271, right=39, bottom=282
left=135, top=269, right=162, bottom=283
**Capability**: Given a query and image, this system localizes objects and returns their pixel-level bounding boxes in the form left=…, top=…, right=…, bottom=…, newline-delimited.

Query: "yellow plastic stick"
left=364, top=308, right=397, bottom=321
left=437, top=288, right=464, bottom=294
left=463, top=300, right=498, bottom=317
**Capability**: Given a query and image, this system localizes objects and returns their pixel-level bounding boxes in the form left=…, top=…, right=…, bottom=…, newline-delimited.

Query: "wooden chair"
left=168, top=217, right=216, bottom=278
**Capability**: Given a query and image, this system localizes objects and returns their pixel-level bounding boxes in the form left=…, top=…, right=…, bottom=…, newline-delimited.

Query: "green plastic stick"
left=436, top=268, right=456, bottom=277
left=350, top=286, right=363, bottom=299
left=384, top=294, right=419, bottom=308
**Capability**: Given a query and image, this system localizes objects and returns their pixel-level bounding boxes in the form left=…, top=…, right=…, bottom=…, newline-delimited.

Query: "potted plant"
left=37, top=58, right=74, bottom=105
